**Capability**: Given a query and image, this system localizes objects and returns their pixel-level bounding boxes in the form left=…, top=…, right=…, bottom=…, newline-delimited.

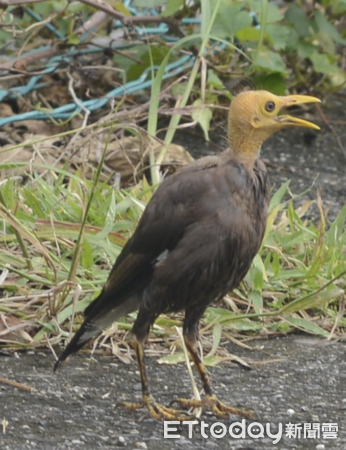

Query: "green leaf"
left=22, top=188, right=45, bottom=219
left=161, top=0, right=184, bottom=17
left=284, top=27, right=300, bottom=52
left=297, top=41, right=317, bottom=59
left=67, top=34, right=80, bottom=46
left=209, top=322, right=222, bottom=357
left=255, top=73, right=286, bottom=95
left=192, top=99, right=212, bottom=141
left=201, top=0, right=211, bottom=38
left=281, top=288, right=342, bottom=314
left=285, top=3, right=311, bottom=38
left=248, top=0, right=283, bottom=24
left=273, top=269, right=308, bottom=279
left=266, top=25, right=291, bottom=51
left=34, top=0, right=67, bottom=15
left=81, top=239, right=94, bottom=271
left=309, top=52, right=340, bottom=74
left=113, top=44, right=147, bottom=81
left=313, top=10, right=346, bottom=46
left=205, top=306, right=237, bottom=320
left=283, top=317, right=329, bottom=337
left=246, top=254, right=266, bottom=314
left=126, top=45, right=171, bottom=81
left=224, top=319, right=263, bottom=331
left=207, top=69, right=225, bottom=89
left=112, top=1, right=132, bottom=16
left=326, top=204, right=346, bottom=247
left=212, top=5, right=252, bottom=38
left=171, top=81, right=188, bottom=97
left=235, top=27, right=261, bottom=42
left=105, top=189, right=117, bottom=230
left=254, top=50, right=286, bottom=73
left=265, top=3, right=283, bottom=23
left=332, top=0, right=346, bottom=14
left=315, top=32, right=336, bottom=55
left=248, top=289, right=263, bottom=315
left=0, top=180, right=15, bottom=211
left=158, top=352, right=185, bottom=364
left=203, top=355, right=235, bottom=366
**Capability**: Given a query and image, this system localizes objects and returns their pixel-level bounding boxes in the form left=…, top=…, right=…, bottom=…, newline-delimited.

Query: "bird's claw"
left=171, top=394, right=255, bottom=419
left=119, top=401, right=144, bottom=411
left=119, top=395, right=194, bottom=421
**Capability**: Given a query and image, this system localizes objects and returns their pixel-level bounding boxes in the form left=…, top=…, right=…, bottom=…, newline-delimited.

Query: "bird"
left=54, top=90, right=320, bottom=420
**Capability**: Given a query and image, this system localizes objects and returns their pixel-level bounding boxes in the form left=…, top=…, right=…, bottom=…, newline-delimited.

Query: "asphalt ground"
left=1, top=336, right=345, bottom=450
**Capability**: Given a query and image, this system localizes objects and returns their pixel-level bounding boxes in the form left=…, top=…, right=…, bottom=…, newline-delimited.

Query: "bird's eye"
left=265, top=101, right=275, bottom=112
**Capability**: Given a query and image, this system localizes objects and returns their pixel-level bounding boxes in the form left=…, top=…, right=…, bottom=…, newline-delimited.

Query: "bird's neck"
left=228, top=127, right=265, bottom=170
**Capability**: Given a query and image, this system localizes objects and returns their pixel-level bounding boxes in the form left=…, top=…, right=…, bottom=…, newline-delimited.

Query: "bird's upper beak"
left=276, top=95, right=320, bottom=130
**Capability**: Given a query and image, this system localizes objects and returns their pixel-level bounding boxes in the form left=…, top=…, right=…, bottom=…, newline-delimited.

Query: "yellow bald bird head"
left=228, top=90, right=320, bottom=166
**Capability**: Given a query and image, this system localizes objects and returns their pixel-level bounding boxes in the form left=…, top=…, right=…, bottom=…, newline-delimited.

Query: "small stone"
left=315, top=402, right=327, bottom=408
left=316, top=445, right=325, bottom=450
left=135, top=442, right=147, bottom=449
left=287, top=408, right=295, bottom=416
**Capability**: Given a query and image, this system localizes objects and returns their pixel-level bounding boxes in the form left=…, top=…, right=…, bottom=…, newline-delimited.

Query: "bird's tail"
left=53, top=292, right=140, bottom=372
left=53, top=320, right=99, bottom=372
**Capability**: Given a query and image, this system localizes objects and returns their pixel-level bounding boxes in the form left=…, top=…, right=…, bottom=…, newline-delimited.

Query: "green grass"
left=0, top=157, right=345, bottom=361
left=1, top=0, right=346, bottom=363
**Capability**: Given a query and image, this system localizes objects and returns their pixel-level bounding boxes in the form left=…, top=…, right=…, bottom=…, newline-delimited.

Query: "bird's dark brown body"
left=54, top=90, right=320, bottom=420
left=58, top=154, right=269, bottom=353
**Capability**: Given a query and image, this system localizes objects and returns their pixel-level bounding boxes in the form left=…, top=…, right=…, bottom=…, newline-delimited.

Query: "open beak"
left=277, top=95, right=320, bottom=130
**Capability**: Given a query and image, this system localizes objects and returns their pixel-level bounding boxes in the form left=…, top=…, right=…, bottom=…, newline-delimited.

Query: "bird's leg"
left=183, top=336, right=254, bottom=419
left=172, top=308, right=254, bottom=419
left=120, top=314, right=193, bottom=421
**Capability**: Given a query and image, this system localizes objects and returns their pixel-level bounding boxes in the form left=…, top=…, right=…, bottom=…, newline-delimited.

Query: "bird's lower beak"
left=277, top=95, right=320, bottom=130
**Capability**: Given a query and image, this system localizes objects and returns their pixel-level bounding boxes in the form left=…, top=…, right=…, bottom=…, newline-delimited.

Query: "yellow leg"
left=172, top=338, right=254, bottom=419
left=120, top=341, right=194, bottom=421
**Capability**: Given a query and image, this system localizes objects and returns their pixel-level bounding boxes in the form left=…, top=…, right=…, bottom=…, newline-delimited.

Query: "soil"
left=1, top=97, right=346, bottom=450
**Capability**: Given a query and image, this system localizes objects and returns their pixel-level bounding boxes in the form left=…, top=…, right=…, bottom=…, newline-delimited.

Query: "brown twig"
left=0, top=376, right=36, bottom=392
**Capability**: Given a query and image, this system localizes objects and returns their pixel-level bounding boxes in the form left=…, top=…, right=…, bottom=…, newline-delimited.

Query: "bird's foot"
left=120, top=395, right=194, bottom=421
left=171, top=394, right=254, bottom=419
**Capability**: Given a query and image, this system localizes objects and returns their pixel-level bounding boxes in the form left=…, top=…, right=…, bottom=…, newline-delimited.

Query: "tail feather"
left=54, top=293, right=140, bottom=371
left=53, top=320, right=98, bottom=371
